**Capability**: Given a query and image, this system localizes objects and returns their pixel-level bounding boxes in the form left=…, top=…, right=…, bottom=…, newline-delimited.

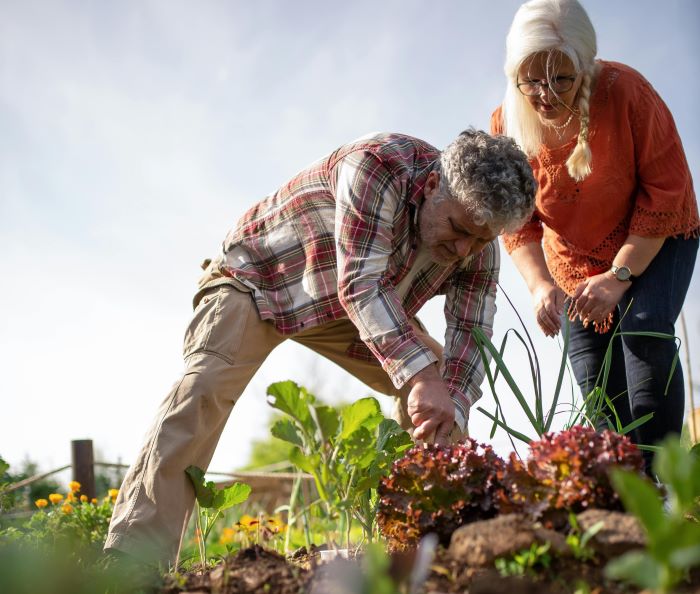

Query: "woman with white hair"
left=491, top=0, right=698, bottom=473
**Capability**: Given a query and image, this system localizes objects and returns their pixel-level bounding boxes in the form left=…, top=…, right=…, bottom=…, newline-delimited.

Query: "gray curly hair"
left=438, top=128, right=537, bottom=233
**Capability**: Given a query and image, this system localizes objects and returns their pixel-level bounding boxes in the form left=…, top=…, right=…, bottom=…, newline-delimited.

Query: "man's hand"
left=406, top=365, right=455, bottom=444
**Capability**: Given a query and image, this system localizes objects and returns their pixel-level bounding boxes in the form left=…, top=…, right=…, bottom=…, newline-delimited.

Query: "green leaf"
left=376, top=419, right=412, bottom=454
left=669, top=542, right=700, bottom=569
left=212, top=482, right=252, bottom=511
left=270, top=418, right=304, bottom=447
left=476, top=406, right=535, bottom=444
left=689, top=443, right=700, bottom=459
left=605, top=550, right=660, bottom=590
left=185, top=465, right=215, bottom=508
left=654, top=437, right=700, bottom=513
left=580, top=520, right=605, bottom=549
left=314, top=406, right=340, bottom=443
left=545, top=316, right=569, bottom=432
left=289, top=446, right=316, bottom=475
left=610, top=469, right=665, bottom=540
left=619, top=412, right=654, bottom=436
left=471, top=327, right=540, bottom=432
left=266, top=381, right=313, bottom=428
left=342, top=426, right=376, bottom=469
left=340, top=397, right=381, bottom=439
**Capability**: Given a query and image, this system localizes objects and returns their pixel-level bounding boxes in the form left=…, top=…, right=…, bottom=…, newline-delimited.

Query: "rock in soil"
left=448, top=513, right=569, bottom=566
left=575, top=509, right=646, bottom=559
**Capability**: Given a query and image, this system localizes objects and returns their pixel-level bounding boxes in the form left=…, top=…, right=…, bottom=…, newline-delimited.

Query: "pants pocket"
left=182, top=286, right=253, bottom=363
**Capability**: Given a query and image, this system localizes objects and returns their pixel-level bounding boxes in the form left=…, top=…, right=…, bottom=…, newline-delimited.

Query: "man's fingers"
left=414, top=419, right=453, bottom=444
left=434, top=422, right=452, bottom=445
left=413, top=419, right=438, bottom=442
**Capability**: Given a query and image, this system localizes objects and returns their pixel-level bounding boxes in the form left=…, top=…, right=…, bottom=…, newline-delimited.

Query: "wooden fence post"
left=71, top=439, right=96, bottom=499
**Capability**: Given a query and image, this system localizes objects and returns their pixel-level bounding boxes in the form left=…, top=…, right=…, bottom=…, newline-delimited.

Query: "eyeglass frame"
left=516, top=75, right=578, bottom=96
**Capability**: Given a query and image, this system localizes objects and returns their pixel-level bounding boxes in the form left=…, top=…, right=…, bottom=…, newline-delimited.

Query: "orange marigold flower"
left=35, top=499, right=48, bottom=509
left=108, top=488, right=119, bottom=501
left=219, top=527, right=236, bottom=545
left=80, top=495, right=89, bottom=503
left=66, top=492, right=76, bottom=503
left=48, top=493, right=64, bottom=505
left=68, top=481, right=81, bottom=493
left=61, top=503, right=74, bottom=514
left=91, top=498, right=98, bottom=504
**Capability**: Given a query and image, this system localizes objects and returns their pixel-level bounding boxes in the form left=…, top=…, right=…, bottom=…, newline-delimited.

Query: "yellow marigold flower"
left=266, top=516, right=287, bottom=534
left=91, top=498, right=98, bottom=504
left=61, top=503, right=73, bottom=514
left=219, top=527, right=236, bottom=545
left=236, top=514, right=259, bottom=532
left=48, top=493, right=64, bottom=505
left=108, top=488, right=119, bottom=501
left=66, top=492, right=76, bottom=503
left=80, top=495, right=88, bottom=503
left=35, top=499, right=48, bottom=509
left=68, top=481, right=81, bottom=493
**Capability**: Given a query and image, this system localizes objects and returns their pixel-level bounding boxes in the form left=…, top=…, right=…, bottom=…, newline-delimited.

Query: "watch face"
left=615, top=266, right=632, bottom=281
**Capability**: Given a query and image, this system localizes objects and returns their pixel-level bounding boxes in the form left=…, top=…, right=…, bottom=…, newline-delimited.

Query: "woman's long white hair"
left=503, top=0, right=597, bottom=181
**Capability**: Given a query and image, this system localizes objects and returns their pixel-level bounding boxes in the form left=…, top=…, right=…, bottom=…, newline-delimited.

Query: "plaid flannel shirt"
left=212, top=133, right=498, bottom=420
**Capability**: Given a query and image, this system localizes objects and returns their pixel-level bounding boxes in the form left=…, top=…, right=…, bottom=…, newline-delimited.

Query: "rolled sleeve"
left=334, top=152, right=437, bottom=388
left=442, top=240, right=499, bottom=417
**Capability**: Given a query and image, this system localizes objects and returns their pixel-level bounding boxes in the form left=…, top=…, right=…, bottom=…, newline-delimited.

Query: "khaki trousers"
left=104, top=285, right=456, bottom=566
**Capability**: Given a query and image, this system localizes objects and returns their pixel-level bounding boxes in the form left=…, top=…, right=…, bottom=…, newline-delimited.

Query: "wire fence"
left=3, top=440, right=311, bottom=513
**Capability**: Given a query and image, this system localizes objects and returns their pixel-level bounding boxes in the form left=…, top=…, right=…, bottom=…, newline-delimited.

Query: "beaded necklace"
left=546, top=112, right=574, bottom=140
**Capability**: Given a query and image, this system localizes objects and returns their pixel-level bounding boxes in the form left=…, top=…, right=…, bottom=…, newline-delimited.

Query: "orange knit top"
left=492, top=60, right=699, bottom=296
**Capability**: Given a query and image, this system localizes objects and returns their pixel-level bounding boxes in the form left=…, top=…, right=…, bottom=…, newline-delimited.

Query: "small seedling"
left=185, top=466, right=251, bottom=569
left=494, top=541, right=551, bottom=577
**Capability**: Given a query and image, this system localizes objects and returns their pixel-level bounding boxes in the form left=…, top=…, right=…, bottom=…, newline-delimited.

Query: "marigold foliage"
left=377, top=439, right=504, bottom=547
left=499, top=425, right=644, bottom=515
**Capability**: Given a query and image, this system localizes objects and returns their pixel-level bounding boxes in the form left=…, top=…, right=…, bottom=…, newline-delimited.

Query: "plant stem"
left=194, top=503, right=206, bottom=570
left=284, top=473, right=302, bottom=554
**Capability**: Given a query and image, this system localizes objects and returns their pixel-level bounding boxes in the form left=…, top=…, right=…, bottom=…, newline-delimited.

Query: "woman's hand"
left=572, top=272, right=630, bottom=325
left=532, top=282, right=566, bottom=337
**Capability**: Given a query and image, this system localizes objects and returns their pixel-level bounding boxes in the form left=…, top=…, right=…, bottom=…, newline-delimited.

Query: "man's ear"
left=424, top=170, right=441, bottom=199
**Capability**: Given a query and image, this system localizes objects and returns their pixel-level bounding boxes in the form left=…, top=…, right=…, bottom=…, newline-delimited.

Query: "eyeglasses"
left=516, top=76, right=577, bottom=96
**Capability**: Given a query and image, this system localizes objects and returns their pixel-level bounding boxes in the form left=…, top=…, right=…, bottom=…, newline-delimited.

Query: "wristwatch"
left=610, top=264, right=635, bottom=282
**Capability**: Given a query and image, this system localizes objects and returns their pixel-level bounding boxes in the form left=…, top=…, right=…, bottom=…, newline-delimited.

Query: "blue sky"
left=1, top=0, right=699, bottom=478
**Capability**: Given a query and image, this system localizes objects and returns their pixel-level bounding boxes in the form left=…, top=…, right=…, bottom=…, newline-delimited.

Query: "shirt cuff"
left=387, top=348, right=439, bottom=389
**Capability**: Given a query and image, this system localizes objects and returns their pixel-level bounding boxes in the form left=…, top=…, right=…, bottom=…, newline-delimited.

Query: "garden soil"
left=160, top=512, right=700, bottom=594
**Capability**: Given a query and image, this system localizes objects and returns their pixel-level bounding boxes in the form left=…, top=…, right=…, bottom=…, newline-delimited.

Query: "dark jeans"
left=565, top=236, right=698, bottom=473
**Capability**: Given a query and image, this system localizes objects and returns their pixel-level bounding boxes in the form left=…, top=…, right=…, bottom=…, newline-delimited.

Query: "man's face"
left=418, top=171, right=497, bottom=266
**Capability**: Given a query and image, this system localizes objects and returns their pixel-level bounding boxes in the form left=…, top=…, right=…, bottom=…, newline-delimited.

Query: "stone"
left=448, top=514, right=569, bottom=567
left=575, top=509, right=646, bottom=559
